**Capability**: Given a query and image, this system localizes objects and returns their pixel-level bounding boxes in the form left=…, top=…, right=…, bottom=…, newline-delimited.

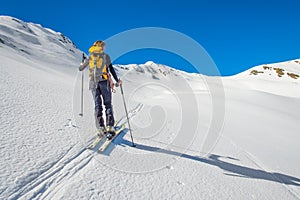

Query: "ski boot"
left=97, top=126, right=106, bottom=138
left=106, top=126, right=115, bottom=140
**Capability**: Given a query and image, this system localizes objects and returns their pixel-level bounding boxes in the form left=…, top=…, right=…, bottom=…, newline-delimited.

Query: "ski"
left=87, top=134, right=105, bottom=150
left=98, top=124, right=125, bottom=153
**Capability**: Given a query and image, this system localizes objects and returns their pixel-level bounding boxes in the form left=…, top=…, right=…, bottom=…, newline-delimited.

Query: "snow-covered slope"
left=1, top=16, right=300, bottom=199
left=225, top=59, right=300, bottom=97
left=0, top=16, right=82, bottom=199
left=0, top=16, right=81, bottom=70
left=240, top=59, right=300, bottom=80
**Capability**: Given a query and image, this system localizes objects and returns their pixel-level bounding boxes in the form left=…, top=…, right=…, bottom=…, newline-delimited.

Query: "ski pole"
left=79, top=53, right=86, bottom=117
left=119, top=83, right=136, bottom=147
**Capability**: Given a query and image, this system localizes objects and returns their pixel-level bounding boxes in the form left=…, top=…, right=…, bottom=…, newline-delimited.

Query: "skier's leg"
left=90, top=81, right=102, bottom=129
left=90, top=86, right=100, bottom=129
left=101, top=80, right=115, bottom=127
left=94, top=82, right=105, bottom=128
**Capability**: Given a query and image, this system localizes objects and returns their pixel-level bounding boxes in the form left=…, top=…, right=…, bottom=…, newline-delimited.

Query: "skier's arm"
left=79, top=57, right=89, bottom=71
left=106, top=55, right=120, bottom=82
left=108, top=64, right=119, bottom=82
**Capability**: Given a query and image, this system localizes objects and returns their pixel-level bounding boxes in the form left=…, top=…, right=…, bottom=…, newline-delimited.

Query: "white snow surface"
left=1, top=16, right=300, bottom=199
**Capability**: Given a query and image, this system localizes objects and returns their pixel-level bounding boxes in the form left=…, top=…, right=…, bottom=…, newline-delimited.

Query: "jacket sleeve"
left=78, top=56, right=89, bottom=71
left=106, top=54, right=119, bottom=82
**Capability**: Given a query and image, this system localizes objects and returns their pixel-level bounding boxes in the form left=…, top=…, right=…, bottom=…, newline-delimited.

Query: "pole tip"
left=79, top=113, right=83, bottom=117
left=132, top=144, right=136, bottom=147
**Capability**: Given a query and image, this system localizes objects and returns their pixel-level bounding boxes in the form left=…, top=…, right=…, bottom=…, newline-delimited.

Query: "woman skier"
left=79, top=40, right=122, bottom=139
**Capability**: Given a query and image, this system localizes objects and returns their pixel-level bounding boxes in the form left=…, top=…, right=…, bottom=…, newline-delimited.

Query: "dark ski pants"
left=94, top=80, right=115, bottom=128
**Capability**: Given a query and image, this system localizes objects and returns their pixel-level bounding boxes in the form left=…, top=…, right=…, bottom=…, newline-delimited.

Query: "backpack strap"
left=93, top=55, right=97, bottom=83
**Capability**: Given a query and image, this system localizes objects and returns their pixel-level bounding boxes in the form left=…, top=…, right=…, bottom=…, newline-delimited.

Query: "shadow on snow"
left=105, top=128, right=300, bottom=187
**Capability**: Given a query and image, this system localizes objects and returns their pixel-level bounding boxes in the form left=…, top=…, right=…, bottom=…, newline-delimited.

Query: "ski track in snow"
left=14, top=108, right=299, bottom=199
left=8, top=104, right=143, bottom=200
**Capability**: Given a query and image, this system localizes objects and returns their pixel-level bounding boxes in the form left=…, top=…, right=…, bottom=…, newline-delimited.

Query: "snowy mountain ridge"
left=2, top=15, right=299, bottom=82
left=0, top=16, right=81, bottom=67
left=237, top=59, right=300, bottom=81
left=114, top=58, right=300, bottom=98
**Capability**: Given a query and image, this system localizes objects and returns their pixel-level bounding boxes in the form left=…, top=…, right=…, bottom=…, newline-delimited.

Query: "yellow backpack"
left=88, top=45, right=108, bottom=82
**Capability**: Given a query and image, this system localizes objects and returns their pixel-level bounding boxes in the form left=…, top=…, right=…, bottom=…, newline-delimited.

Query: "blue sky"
left=1, top=0, right=300, bottom=75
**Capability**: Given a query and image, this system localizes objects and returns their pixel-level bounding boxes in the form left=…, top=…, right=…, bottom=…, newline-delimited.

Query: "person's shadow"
left=104, top=129, right=300, bottom=187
